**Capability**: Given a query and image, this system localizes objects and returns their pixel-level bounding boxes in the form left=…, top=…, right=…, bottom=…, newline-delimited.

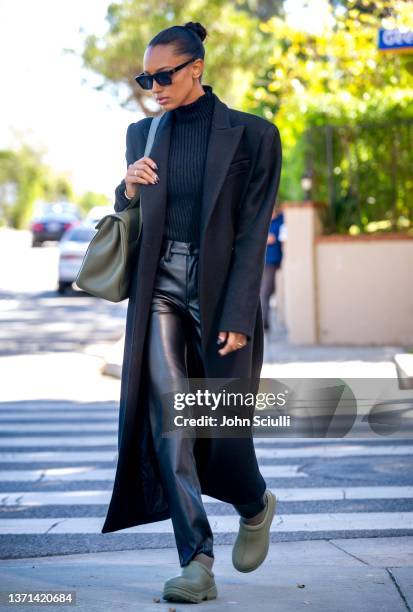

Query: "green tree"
left=77, top=0, right=268, bottom=114
left=250, top=0, right=413, bottom=224
left=41, top=168, right=74, bottom=202
left=0, top=144, right=76, bottom=228
left=0, top=146, right=44, bottom=229
left=76, top=191, right=110, bottom=215
left=76, top=0, right=412, bottom=230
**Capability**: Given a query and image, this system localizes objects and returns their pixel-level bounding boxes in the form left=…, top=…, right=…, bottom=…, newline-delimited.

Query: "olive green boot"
left=232, top=489, right=276, bottom=572
left=162, top=559, right=218, bottom=604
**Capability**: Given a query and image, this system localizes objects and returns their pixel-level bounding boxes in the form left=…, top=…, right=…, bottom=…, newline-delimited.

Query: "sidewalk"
left=94, top=304, right=409, bottom=381
left=1, top=538, right=411, bottom=611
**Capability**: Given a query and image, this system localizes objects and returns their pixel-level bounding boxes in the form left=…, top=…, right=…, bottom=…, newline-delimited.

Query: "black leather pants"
left=147, top=238, right=267, bottom=567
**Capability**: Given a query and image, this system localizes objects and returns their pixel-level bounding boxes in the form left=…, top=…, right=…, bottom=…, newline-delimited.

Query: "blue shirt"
left=265, top=212, right=284, bottom=265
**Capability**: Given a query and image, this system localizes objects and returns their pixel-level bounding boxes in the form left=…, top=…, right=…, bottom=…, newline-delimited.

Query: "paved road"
left=1, top=397, right=412, bottom=558
left=0, top=229, right=126, bottom=356
left=1, top=228, right=412, bottom=560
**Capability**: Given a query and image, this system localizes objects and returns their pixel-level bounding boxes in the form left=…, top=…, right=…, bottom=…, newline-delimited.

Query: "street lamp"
left=301, top=170, right=313, bottom=201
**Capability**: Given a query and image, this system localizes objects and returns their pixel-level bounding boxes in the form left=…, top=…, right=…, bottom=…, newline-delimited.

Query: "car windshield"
left=65, top=228, right=96, bottom=242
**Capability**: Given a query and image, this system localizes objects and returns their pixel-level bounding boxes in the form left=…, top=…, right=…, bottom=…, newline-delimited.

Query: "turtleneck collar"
left=172, top=84, right=215, bottom=123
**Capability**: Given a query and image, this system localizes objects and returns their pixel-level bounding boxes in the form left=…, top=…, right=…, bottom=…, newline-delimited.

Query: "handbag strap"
left=144, top=114, right=163, bottom=156
left=123, top=114, right=163, bottom=211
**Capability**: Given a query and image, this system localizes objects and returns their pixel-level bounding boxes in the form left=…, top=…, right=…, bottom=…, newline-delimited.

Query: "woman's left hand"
left=217, top=331, right=247, bottom=356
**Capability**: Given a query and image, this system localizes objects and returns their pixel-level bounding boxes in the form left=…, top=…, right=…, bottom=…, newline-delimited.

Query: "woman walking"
left=101, top=21, right=282, bottom=604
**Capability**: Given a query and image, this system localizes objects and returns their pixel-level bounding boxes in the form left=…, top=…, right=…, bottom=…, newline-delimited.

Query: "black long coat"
left=101, top=84, right=282, bottom=533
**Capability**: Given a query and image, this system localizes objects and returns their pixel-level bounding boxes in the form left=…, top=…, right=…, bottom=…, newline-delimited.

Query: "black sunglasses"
left=135, top=58, right=198, bottom=90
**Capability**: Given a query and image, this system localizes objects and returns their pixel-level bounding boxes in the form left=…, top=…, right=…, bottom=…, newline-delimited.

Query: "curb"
left=82, top=336, right=124, bottom=380
left=394, top=353, right=413, bottom=389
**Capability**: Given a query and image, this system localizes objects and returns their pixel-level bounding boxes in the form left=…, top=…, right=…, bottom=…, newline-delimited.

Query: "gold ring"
left=134, top=169, right=138, bottom=176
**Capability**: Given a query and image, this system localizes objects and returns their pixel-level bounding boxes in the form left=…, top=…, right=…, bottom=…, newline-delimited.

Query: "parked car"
left=31, top=202, right=81, bottom=247
left=57, top=224, right=97, bottom=294
left=85, top=205, right=113, bottom=226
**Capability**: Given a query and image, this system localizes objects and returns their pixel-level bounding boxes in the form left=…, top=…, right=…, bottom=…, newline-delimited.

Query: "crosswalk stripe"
left=0, top=464, right=305, bottom=482
left=0, top=424, right=118, bottom=432
left=0, top=413, right=117, bottom=421
left=1, top=404, right=412, bottom=550
left=1, top=512, right=413, bottom=535
left=1, top=435, right=410, bottom=447
left=0, top=437, right=116, bottom=447
left=1, top=444, right=413, bottom=464
left=0, top=404, right=118, bottom=412
left=0, top=451, right=119, bottom=462
left=207, top=486, right=413, bottom=502
left=0, top=419, right=344, bottom=430
left=2, top=486, right=413, bottom=506
left=254, top=437, right=401, bottom=444
left=255, top=445, right=413, bottom=458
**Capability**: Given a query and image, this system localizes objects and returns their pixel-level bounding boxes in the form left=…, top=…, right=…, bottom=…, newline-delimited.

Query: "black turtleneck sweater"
left=163, top=85, right=215, bottom=246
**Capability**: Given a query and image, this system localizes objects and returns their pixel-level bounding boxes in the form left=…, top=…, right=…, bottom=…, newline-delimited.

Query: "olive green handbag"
left=75, top=115, right=162, bottom=302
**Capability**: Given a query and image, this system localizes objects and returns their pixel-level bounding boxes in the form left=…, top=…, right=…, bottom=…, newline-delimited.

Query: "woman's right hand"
left=125, top=156, right=159, bottom=198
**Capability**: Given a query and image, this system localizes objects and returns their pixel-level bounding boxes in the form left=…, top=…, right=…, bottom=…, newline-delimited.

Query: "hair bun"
left=184, top=21, right=207, bottom=42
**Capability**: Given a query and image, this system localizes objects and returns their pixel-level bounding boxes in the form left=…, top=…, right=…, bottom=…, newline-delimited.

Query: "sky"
left=0, top=0, right=140, bottom=200
left=0, top=0, right=328, bottom=201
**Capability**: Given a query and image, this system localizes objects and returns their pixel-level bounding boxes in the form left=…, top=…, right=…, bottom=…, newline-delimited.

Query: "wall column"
left=282, top=201, right=325, bottom=344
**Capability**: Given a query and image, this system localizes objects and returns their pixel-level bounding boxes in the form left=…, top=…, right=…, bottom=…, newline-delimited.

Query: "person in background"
left=260, top=206, right=284, bottom=332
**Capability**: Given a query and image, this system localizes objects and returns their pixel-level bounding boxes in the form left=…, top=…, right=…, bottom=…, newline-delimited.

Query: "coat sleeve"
left=114, top=122, right=142, bottom=212
left=217, top=124, right=282, bottom=341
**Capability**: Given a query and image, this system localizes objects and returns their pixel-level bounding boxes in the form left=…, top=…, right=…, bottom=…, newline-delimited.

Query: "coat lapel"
left=139, top=85, right=245, bottom=249
left=199, top=88, right=245, bottom=248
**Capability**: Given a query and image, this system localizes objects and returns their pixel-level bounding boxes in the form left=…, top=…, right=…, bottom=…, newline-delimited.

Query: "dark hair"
left=148, top=21, right=207, bottom=61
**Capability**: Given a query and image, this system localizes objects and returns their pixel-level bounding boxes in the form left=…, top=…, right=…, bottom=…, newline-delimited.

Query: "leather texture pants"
left=147, top=238, right=267, bottom=567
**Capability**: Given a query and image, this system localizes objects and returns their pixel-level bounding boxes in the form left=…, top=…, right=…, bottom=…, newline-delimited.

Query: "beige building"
left=275, top=202, right=413, bottom=346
